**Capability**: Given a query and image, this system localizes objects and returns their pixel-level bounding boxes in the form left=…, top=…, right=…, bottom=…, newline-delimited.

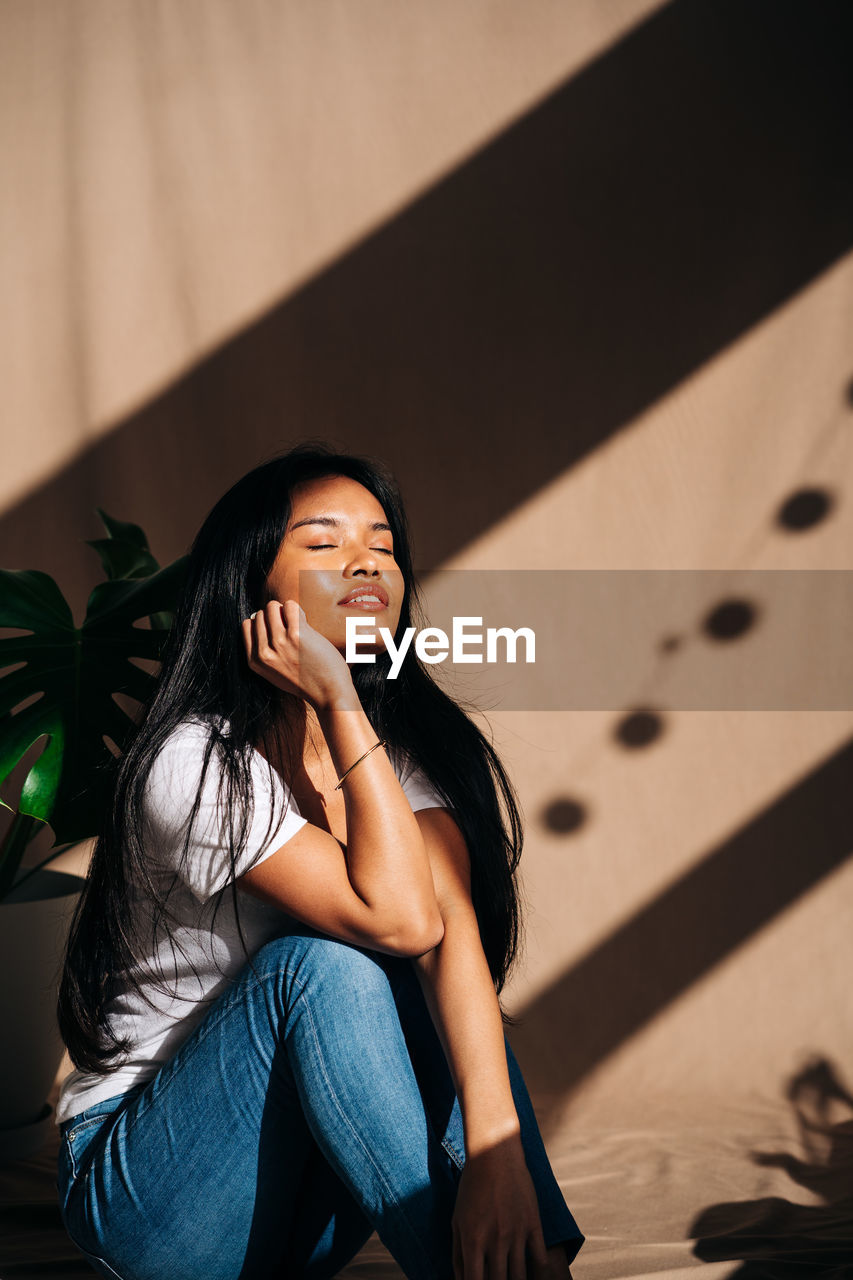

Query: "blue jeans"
left=57, top=926, right=583, bottom=1280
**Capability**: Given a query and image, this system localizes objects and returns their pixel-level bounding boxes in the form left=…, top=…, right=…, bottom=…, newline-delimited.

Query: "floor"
left=2, top=1081, right=852, bottom=1278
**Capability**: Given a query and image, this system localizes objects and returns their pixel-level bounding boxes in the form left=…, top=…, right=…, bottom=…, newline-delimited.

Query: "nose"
left=343, top=544, right=380, bottom=577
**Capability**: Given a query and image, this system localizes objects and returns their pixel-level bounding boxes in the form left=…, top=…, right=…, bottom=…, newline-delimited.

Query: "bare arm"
left=236, top=600, right=443, bottom=956
left=411, top=807, right=551, bottom=1280
left=411, top=808, right=520, bottom=1153
left=314, top=697, right=441, bottom=935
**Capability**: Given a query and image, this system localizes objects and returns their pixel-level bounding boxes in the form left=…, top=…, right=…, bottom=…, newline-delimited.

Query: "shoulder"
left=143, top=716, right=298, bottom=813
left=140, top=718, right=222, bottom=836
left=144, top=717, right=220, bottom=795
left=140, top=716, right=306, bottom=899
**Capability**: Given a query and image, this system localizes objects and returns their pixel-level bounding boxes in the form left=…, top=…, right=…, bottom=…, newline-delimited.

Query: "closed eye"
left=308, top=544, right=394, bottom=555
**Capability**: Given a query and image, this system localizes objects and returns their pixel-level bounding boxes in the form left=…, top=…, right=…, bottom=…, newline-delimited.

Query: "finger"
left=264, top=599, right=287, bottom=648
left=281, top=600, right=304, bottom=649
left=487, top=1243, right=507, bottom=1280
left=251, top=605, right=273, bottom=662
left=242, top=614, right=261, bottom=668
left=527, top=1225, right=549, bottom=1274
left=241, top=616, right=253, bottom=661
left=508, top=1238, right=526, bottom=1280
left=281, top=598, right=303, bottom=627
left=462, top=1243, right=484, bottom=1280
left=452, top=1227, right=464, bottom=1280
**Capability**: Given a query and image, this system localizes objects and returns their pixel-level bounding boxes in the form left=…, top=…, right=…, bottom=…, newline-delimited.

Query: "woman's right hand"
left=241, top=600, right=356, bottom=711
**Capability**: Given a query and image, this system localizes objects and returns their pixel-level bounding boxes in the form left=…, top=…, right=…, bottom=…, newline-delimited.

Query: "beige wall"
left=1, top=0, right=659, bottom=515
left=2, top=0, right=851, bottom=1123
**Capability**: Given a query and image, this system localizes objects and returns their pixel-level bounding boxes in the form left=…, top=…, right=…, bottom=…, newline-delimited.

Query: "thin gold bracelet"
left=334, top=740, right=387, bottom=790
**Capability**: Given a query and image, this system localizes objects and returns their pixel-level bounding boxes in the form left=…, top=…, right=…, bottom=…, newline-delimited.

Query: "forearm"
left=316, top=700, right=441, bottom=936
left=412, top=908, right=520, bottom=1156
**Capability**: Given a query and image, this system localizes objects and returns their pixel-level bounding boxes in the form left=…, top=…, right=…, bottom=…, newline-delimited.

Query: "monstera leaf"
left=0, top=510, right=188, bottom=893
left=84, top=508, right=162, bottom=584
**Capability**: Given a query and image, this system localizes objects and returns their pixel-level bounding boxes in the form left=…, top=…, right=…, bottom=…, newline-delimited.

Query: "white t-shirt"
left=56, top=718, right=446, bottom=1126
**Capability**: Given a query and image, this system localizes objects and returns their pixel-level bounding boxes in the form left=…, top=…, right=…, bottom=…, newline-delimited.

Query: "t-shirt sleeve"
left=142, top=722, right=308, bottom=903
left=393, top=750, right=448, bottom=813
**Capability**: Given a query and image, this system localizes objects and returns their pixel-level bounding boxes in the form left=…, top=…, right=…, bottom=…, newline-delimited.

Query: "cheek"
left=265, top=553, right=299, bottom=602
left=388, top=601, right=405, bottom=636
left=275, top=567, right=327, bottom=607
left=388, top=574, right=405, bottom=618
left=269, top=575, right=297, bottom=606
left=301, top=572, right=343, bottom=616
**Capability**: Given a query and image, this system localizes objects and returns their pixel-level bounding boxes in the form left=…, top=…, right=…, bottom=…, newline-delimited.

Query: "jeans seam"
left=63, top=1216, right=126, bottom=1279
left=65, top=1114, right=111, bottom=1143
left=60, top=1148, right=126, bottom=1277
left=121, top=965, right=307, bottom=1141
left=440, top=1135, right=465, bottom=1170
left=64, top=1133, right=80, bottom=1182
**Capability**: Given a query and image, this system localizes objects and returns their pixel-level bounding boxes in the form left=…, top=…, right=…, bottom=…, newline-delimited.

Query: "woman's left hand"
left=451, top=1136, right=551, bottom=1280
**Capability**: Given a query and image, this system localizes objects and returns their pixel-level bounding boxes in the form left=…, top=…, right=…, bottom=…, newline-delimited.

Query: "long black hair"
left=58, top=442, right=526, bottom=1073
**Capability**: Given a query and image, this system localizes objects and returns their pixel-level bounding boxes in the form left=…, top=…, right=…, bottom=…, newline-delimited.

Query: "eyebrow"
left=289, top=515, right=393, bottom=534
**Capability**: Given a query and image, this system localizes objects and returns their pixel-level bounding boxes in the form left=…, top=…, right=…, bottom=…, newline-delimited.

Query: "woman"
left=56, top=443, right=584, bottom=1280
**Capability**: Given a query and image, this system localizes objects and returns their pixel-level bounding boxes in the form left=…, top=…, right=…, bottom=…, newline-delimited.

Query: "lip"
left=337, top=584, right=390, bottom=609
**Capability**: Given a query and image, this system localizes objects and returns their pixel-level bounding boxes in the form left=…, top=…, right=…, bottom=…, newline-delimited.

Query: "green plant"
left=0, top=511, right=187, bottom=899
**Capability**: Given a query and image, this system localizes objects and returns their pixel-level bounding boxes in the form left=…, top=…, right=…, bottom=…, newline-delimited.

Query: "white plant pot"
left=0, top=868, right=84, bottom=1164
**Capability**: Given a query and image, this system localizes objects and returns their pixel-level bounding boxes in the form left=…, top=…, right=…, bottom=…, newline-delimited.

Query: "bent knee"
left=253, top=928, right=394, bottom=998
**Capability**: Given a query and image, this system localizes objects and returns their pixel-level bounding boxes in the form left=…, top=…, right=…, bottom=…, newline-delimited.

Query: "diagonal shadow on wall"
left=2, top=0, right=852, bottom=618
left=509, top=737, right=853, bottom=1128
